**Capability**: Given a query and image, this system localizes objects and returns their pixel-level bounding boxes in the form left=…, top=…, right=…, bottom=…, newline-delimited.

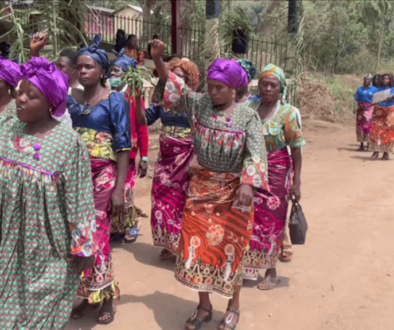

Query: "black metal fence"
left=85, top=14, right=204, bottom=60
left=235, top=37, right=288, bottom=74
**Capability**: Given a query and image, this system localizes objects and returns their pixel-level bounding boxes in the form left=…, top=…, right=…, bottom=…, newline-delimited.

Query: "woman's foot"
left=218, top=309, right=240, bottom=330
left=159, top=248, right=175, bottom=260
left=184, top=305, right=213, bottom=330
left=357, top=143, right=365, bottom=151
left=97, top=287, right=120, bottom=325
left=279, top=245, right=293, bottom=263
left=70, top=300, right=89, bottom=320
left=382, top=152, right=389, bottom=160
left=371, top=152, right=379, bottom=160
left=257, top=268, right=281, bottom=290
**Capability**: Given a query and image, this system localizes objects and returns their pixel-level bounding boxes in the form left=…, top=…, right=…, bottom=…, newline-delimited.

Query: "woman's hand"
left=150, top=40, right=166, bottom=60
left=68, top=255, right=95, bottom=274
left=111, top=188, right=125, bottom=217
left=386, top=94, right=394, bottom=101
left=290, top=182, right=301, bottom=202
left=186, top=154, right=198, bottom=176
left=138, top=159, right=148, bottom=178
left=30, top=32, right=48, bottom=57
left=234, top=184, right=254, bottom=208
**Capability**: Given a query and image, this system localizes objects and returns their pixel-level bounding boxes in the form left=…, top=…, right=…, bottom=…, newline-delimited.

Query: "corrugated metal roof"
left=87, top=5, right=115, bottom=14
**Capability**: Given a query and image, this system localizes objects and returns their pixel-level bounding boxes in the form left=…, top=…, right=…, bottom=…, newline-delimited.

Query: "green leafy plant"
left=121, top=65, right=155, bottom=96
left=1, top=0, right=88, bottom=63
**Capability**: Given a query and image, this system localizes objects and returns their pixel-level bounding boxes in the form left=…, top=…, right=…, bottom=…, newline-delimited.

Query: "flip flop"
left=123, top=221, right=141, bottom=244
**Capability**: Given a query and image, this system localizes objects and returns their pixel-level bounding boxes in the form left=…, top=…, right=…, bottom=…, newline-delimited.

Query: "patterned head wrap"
left=207, top=59, right=248, bottom=88
left=0, top=57, right=21, bottom=86
left=237, top=59, right=256, bottom=83
left=259, top=63, right=287, bottom=102
left=20, top=57, right=69, bottom=117
left=111, top=48, right=137, bottom=72
left=77, top=34, right=110, bottom=71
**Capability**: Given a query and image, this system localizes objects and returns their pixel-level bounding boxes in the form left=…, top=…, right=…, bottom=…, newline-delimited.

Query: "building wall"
left=114, top=8, right=143, bottom=37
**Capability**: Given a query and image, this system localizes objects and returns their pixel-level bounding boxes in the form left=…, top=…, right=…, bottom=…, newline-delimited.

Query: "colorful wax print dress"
left=370, top=86, right=394, bottom=153
left=0, top=112, right=96, bottom=329
left=146, top=101, right=195, bottom=255
left=68, top=90, right=131, bottom=303
left=243, top=100, right=305, bottom=280
left=354, top=85, right=377, bottom=142
left=154, top=72, right=268, bottom=298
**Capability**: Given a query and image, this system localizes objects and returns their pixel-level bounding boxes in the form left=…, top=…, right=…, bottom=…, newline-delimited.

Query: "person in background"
left=125, top=34, right=145, bottom=66
left=235, top=59, right=256, bottom=103
left=108, top=48, right=149, bottom=243
left=68, top=34, right=131, bottom=325
left=354, top=74, right=377, bottom=151
left=0, top=57, right=21, bottom=116
left=244, top=64, right=305, bottom=290
left=136, top=58, right=199, bottom=260
left=0, top=57, right=96, bottom=330
left=114, top=29, right=126, bottom=53
left=148, top=34, right=159, bottom=58
left=137, top=58, right=200, bottom=260
left=29, top=31, right=82, bottom=127
left=0, top=41, right=10, bottom=59
left=150, top=39, right=268, bottom=330
left=372, top=74, right=382, bottom=88
left=370, top=73, right=394, bottom=160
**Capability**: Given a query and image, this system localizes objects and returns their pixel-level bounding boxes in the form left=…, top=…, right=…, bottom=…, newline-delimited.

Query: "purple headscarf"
left=20, top=57, right=69, bottom=117
left=207, top=59, right=248, bottom=88
left=0, top=57, right=21, bottom=87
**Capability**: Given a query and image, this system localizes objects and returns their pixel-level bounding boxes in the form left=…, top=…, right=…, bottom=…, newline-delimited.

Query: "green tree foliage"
left=1, top=0, right=88, bottom=63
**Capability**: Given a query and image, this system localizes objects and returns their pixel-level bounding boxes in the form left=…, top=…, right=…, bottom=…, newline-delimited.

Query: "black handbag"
left=289, top=199, right=308, bottom=245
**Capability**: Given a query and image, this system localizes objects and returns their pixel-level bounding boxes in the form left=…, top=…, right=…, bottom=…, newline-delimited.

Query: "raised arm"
left=29, top=32, right=48, bottom=58
left=150, top=39, right=169, bottom=84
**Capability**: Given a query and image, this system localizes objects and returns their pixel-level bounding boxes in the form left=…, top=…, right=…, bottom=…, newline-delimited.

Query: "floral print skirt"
left=151, top=134, right=194, bottom=254
left=243, top=148, right=292, bottom=280
left=370, top=105, right=394, bottom=153
left=77, top=157, right=117, bottom=303
left=175, top=165, right=253, bottom=298
left=356, top=102, right=374, bottom=142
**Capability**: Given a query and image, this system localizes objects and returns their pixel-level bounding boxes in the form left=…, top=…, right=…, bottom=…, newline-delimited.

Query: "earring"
left=48, top=107, right=54, bottom=115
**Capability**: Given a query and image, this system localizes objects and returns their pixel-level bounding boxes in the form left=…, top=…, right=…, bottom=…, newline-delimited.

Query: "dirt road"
left=67, top=120, right=394, bottom=330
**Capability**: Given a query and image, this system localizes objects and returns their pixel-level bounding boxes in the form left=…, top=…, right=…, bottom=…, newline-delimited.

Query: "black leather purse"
left=289, top=199, right=308, bottom=245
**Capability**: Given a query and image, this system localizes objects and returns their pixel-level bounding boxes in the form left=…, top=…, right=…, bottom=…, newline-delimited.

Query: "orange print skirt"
left=370, top=105, right=394, bottom=153
left=174, top=165, right=254, bottom=298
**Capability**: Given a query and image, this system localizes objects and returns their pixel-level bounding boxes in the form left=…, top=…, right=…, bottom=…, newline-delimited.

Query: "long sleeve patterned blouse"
left=153, top=71, right=269, bottom=190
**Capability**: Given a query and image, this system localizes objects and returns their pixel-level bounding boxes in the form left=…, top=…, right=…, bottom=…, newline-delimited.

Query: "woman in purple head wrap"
left=68, top=34, right=131, bottom=324
left=149, top=40, right=268, bottom=330
left=0, top=57, right=96, bottom=329
left=0, top=57, right=21, bottom=116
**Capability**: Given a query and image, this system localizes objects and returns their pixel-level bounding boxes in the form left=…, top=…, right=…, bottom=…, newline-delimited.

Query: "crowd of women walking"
left=354, top=73, right=394, bottom=159
left=0, top=33, right=305, bottom=330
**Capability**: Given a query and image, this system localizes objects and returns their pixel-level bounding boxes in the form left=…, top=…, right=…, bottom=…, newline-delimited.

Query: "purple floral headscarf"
left=207, top=59, right=248, bottom=88
left=20, top=57, right=69, bottom=117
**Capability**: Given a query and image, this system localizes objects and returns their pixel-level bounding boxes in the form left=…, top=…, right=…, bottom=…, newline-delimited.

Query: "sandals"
left=371, top=152, right=379, bottom=160
left=97, top=287, right=120, bottom=325
left=279, top=245, right=293, bottom=263
left=185, top=305, right=213, bottom=330
left=123, top=221, right=141, bottom=244
left=218, top=309, right=240, bottom=330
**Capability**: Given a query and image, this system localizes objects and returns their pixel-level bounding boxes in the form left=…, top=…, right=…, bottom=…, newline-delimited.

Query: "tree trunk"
left=376, top=17, right=384, bottom=72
